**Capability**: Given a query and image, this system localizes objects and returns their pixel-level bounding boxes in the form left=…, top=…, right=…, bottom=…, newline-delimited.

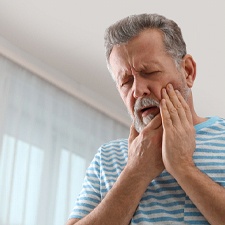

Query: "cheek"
left=160, top=75, right=183, bottom=97
left=151, top=85, right=165, bottom=101
left=120, top=91, right=135, bottom=115
left=171, top=77, right=187, bottom=92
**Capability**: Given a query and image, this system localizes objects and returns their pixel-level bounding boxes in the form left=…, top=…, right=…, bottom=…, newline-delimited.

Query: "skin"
left=67, top=29, right=225, bottom=225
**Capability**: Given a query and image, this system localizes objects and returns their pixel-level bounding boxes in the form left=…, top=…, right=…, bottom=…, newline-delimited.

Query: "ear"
left=181, top=54, right=196, bottom=88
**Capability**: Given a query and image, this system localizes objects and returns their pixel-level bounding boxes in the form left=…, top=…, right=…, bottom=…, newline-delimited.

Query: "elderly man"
left=67, top=13, right=225, bottom=225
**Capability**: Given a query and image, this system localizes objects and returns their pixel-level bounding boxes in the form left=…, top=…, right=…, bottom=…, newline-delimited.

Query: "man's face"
left=109, top=29, right=190, bottom=132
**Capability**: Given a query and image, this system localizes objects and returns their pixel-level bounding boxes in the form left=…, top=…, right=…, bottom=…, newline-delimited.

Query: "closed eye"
left=120, top=77, right=134, bottom=87
left=143, top=71, right=160, bottom=76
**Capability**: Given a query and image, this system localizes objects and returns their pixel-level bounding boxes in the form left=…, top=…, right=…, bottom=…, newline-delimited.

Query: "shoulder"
left=196, top=116, right=225, bottom=135
left=95, top=139, right=128, bottom=165
left=90, top=138, right=128, bottom=165
left=99, top=138, right=128, bottom=153
left=216, top=117, right=225, bottom=127
left=207, top=116, right=225, bottom=135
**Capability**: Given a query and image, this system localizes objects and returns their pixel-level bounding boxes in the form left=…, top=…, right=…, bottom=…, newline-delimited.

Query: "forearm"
left=72, top=166, right=155, bottom=225
left=175, top=166, right=225, bottom=225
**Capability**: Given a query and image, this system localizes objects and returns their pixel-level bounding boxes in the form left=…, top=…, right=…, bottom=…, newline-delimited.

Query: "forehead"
left=109, top=29, right=167, bottom=76
left=110, top=29, right=165, bottom=56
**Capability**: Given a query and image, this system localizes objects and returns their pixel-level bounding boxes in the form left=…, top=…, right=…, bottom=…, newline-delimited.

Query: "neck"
left=187, top=92, right=207, bottom=125
left=192, top=111, right=207, bottom=125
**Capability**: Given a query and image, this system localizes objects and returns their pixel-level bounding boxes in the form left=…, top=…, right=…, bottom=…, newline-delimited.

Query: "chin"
left=134, top=113, right=155, bottom=133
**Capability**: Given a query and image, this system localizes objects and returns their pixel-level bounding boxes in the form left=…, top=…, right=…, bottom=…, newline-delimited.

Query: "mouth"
left=140, top=106, right=160, bottom=118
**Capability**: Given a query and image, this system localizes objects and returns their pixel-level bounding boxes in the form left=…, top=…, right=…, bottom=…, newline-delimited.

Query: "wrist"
left=171, top=162, right=198, bottom=183
left=124, top=163, right=164, bottom=184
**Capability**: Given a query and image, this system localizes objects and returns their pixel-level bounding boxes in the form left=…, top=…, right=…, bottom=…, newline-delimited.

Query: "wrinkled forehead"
left=109, top=30, right=167, bottom=77
left=109, top=29, right=165, bottom=62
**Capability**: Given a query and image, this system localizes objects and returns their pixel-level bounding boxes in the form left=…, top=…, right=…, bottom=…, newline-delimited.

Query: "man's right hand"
left=67, top=114, right=165, bottom=225
left=127, top=113, right=165, bottom=183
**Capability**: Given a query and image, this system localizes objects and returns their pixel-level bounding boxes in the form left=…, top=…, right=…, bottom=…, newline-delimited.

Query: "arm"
left=66, top=218, right=80, bottom=225
left=160, top=84, right=225, bottom=225
left=66, top=115, right=164, bottom=225
left=173, top=164, right=225, bottom=225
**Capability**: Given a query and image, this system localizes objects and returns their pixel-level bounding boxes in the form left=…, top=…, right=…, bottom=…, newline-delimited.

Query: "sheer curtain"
left=0, top=55, right=129, bottom=225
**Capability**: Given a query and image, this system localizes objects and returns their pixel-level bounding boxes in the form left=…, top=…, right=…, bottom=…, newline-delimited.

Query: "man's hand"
left=160, top=83, right=196, bottom=178
left=127, top=113, right=164, bottom=182
left=159, top=84, right=225, bottom=225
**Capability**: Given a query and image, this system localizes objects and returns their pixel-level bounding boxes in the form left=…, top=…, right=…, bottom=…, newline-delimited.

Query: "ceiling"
left=0, top=0, right=225, bottom=126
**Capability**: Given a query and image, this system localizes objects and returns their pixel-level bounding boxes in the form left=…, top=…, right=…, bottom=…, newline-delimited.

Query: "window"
left=0, top=55, right=129, bottom=225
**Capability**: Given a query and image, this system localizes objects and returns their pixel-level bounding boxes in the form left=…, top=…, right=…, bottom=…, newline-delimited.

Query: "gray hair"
left=104, top=13, right=186, bottom=71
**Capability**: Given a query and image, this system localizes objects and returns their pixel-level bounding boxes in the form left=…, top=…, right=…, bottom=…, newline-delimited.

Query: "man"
left=67, top=13, right=225, bottom=224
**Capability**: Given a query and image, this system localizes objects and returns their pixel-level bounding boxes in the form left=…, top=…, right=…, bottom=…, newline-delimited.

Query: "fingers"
left=161, top=84, right=193, bottom=127
left=175, top=89, right=193, bottom=124
left=160, top=98, right=172, bottom=129
left=144, top=113, right=162, bottom=130
left=129, top=113, right=162, bottom=146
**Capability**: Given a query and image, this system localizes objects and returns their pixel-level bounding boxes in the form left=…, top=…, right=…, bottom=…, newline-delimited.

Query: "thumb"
left=145, top=113, right=162, bottom=130
left=128, top=124, right=138, bottom=147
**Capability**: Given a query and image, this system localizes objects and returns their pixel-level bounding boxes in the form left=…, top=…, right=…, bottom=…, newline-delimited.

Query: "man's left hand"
left=160, top=83, right=196, bottom=178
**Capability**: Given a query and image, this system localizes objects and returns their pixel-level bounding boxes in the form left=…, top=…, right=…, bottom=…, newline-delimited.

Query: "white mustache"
left=134, top=97, right=160, bottom=113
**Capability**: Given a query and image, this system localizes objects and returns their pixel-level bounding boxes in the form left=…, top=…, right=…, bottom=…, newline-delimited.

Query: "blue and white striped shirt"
left=69, top=116, right=225, bottom=224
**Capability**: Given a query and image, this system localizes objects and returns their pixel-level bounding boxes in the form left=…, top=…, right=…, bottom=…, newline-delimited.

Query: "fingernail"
left=168, top=83, right=172, bottom=89
left=162, top=88, right=166, bottom=95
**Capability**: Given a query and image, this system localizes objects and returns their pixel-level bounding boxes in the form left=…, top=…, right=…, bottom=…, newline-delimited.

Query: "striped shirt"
left=69, top=116, right=225, bottom=224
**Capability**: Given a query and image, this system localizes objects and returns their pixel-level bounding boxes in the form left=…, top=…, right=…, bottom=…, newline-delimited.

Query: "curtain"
left=0, top=55, right=129, bottom=225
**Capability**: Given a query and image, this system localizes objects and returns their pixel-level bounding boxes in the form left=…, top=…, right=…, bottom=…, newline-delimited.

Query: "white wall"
left=0, top=0, right=224, bottom=120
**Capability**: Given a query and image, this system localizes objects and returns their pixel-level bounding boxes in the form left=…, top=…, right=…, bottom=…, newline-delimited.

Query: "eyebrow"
left=115, top=61, right=162, bottom=83
left=116, top=73, right=130, bottom=84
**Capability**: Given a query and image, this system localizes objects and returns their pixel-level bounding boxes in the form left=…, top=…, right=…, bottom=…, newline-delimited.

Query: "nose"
left=132, top=76, right=151, bottom=99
